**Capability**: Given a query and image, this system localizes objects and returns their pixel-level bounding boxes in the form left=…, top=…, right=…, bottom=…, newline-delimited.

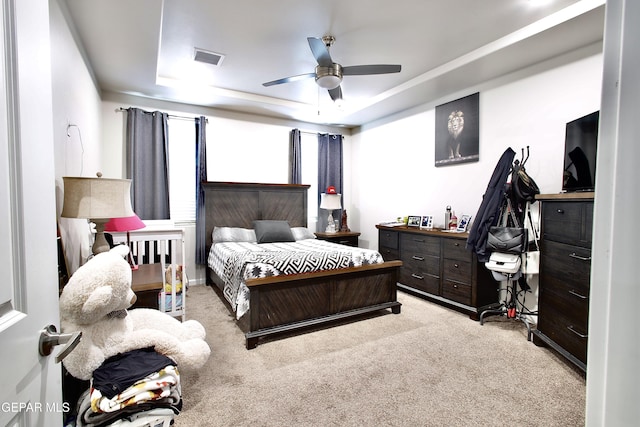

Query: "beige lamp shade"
left=61, top=177, right=134, bottom=219
left=61, top=176, right=135, bottom=254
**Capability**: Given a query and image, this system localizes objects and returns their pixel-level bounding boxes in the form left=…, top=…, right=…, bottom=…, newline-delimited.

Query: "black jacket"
left=466, top=148, right=515, bottom=262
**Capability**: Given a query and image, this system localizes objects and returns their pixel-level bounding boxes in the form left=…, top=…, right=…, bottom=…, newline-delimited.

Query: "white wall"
left=352, top=51, right=603, bottom=252
left=50, top=0, right=103, bottom=273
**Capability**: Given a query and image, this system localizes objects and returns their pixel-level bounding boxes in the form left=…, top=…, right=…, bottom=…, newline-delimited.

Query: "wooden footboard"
left=243, top=260, right=402, bottom=349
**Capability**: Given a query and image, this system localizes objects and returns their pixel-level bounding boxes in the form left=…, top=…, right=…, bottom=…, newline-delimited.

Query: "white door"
left=0, top=1, right=64, bottom=426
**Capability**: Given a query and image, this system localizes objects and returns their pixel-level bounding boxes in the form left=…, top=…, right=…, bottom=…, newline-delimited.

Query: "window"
left=167, top=118, right=196, bottom=222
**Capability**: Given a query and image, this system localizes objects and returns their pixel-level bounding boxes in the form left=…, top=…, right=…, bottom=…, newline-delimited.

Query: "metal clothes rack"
left=479, top=147, right=539, bottom=341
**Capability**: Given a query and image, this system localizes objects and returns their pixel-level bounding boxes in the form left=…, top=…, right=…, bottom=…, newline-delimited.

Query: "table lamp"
left=61, top=174, right=135, bottom=254
left=320, top=186, right=342, bottom=233
left=104, top=214, right=146, bottom=269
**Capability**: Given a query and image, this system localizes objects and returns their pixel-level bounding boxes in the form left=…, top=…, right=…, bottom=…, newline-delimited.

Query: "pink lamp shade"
left=104, top=214, right=145, bottom=270
left=104, top=214, right=146, bottom=232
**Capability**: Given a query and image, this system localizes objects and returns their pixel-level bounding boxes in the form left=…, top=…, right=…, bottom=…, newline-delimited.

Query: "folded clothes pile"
left=75, top=347, right=181, bottom=427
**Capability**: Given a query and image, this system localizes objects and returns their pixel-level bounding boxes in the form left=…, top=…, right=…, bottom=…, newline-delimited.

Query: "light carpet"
left=175, top=284, right=585, bottom=426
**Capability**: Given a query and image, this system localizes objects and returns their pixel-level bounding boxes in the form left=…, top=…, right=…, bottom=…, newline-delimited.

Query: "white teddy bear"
left=59, top=245, right=210, bottom=380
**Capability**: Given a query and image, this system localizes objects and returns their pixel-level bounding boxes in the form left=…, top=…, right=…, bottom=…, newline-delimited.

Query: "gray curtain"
left=125, top=108, right=170, bottom=220
left=195, top=116, right=208, bottom=265
left=317, top=133, right=343, bottom=232
left=289, top=128, right=302, bottom=184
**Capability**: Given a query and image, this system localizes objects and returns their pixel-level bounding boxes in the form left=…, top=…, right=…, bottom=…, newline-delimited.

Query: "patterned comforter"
left=208, top=239, right=384, bottom=319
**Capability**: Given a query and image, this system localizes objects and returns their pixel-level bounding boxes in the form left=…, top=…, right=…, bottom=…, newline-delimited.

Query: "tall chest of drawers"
left=532, top=193, right=594, bottom=372
left=377, top=225, right=496, bottom=319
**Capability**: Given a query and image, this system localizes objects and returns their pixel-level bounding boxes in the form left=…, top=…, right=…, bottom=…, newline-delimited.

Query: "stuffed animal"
left=59, top=245, right=211, bottom=380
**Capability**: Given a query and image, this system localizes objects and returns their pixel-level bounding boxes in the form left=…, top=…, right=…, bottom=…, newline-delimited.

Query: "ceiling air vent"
left=194, top=48, right=225, bottom=66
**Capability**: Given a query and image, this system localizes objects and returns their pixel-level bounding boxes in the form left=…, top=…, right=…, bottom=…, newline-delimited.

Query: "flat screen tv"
left=563, top=111, right=599, bottom=192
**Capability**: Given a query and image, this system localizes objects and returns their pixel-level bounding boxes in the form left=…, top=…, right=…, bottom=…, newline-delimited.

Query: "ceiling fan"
left=262, top=36, right=402, bottom=101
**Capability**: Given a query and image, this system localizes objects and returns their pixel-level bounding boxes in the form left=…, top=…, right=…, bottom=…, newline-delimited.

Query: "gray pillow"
left=253, top=220, right=295, bottom=243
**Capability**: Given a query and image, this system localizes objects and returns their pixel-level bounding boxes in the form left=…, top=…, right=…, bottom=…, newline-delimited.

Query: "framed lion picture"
left=435, top=92, right=480, bottom=166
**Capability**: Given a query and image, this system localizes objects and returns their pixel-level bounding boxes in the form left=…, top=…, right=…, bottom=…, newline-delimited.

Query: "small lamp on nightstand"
left=320, top=186, right=342, bottom=233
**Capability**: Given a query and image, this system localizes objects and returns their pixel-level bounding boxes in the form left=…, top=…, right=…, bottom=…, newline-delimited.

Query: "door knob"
left=38, top=324, right=82, bottom=363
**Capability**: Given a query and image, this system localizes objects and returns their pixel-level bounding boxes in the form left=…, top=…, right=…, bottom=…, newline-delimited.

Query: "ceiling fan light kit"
left=263, top=36, right=401, bottom=100
left=315, top=64, right=343, bottom=89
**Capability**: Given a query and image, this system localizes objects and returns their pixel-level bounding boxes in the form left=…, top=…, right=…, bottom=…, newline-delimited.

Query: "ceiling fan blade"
left=262, top=73, right=316, bottom=87
left=328, top=86, right=342, bottom=101
left=307, top=37, right=333, bottom=67
left=342, top=64, right=402, bottom=75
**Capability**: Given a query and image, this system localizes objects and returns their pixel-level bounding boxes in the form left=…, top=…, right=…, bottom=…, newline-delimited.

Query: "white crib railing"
left=110, top=227, right=186, bottom=321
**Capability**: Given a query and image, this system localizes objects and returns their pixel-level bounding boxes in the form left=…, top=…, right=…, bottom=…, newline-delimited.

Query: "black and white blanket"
left=208, top=239, right=384, bottom=319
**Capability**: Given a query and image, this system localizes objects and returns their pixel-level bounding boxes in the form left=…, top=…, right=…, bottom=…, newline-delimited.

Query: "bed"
left=203, top=181, right=402, bottom=349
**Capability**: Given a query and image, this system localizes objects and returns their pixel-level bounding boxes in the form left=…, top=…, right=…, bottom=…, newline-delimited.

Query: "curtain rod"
left=117, top=107, right=208, bottom=123
left=297, top=129, right=344, bottom=137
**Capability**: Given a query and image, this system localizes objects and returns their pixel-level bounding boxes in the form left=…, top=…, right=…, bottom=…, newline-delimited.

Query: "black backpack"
left=511, top=148, right=540, bottom=203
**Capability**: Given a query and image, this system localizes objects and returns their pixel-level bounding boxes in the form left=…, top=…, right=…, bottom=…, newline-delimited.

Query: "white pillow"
left=291, top=227, right=316, bottom=241
left=212, top=227, right=256, bottom=243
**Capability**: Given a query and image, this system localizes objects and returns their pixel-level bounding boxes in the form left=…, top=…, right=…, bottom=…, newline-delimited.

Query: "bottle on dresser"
left=445, top=206, right=452, bottom=230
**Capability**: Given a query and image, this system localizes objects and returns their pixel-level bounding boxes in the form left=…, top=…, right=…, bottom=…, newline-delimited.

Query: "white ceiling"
left=61, top=0, right=605, bottom=128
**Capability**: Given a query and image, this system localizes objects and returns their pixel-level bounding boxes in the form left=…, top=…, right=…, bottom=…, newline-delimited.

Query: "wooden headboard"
left=203, top=181, right=310, bottom=252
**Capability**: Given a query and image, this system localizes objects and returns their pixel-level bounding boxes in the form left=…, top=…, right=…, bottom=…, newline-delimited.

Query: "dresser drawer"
left=379, top=246, right=399, bottom=261
left=379, top=230, right=398, bottom=250
left=538, top=274, right=589, bottom=330
left=400, top=268, right=440, bottom=295
left=442, top=280, right=472, bottom=306
left=540, top=240, right=591, bottom=295
left=400, top=233, right=440, bottom=256
left=442, top=237, right=469, bottom=261
left=402, top=252, right=440, bottom=275
left=542, top=201, right=593, bottom=247
left=537, top=307, right=588, bottom=365
left=400, top=250, right=440, bottom=295
left=442, top=258, right=472, bottom=285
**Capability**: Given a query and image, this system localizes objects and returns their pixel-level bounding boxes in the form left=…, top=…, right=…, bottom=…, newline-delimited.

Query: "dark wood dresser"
left=377, top=225, right=496, bottom=319
left=532, top=192, right=594, bottom=372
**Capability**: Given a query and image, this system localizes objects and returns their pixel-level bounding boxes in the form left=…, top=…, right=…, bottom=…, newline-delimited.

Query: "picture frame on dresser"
left=420, top=215, right=434, bottom=229
left=407, top=215, right=421, bottom=227
left=456, top=215, right=472, bottom=232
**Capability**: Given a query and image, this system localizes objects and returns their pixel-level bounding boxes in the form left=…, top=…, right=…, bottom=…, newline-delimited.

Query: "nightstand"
left=130, top=263, right=163, bottom=309
left=314, top=231, right=360, bottom=247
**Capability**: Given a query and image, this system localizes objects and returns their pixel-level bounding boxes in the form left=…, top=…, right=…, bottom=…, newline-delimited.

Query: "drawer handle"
left=412, top=255, right=425, bottom=261
left=411, top=273, right=424, bottom=280
left=338, top=240, right=349, bottom=244
left=556, top=209, right=565, bottom=214
left=567, top=325, right=588, bottom=339
left=569, top=289, right=588, bottom=300
left=569, top=252, right=591, bottom=262
left=453, top=242, right=460, bottom=247
left=412, top=238, right=425, bottom=243
left=453, top=263, right=459, bottom=268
